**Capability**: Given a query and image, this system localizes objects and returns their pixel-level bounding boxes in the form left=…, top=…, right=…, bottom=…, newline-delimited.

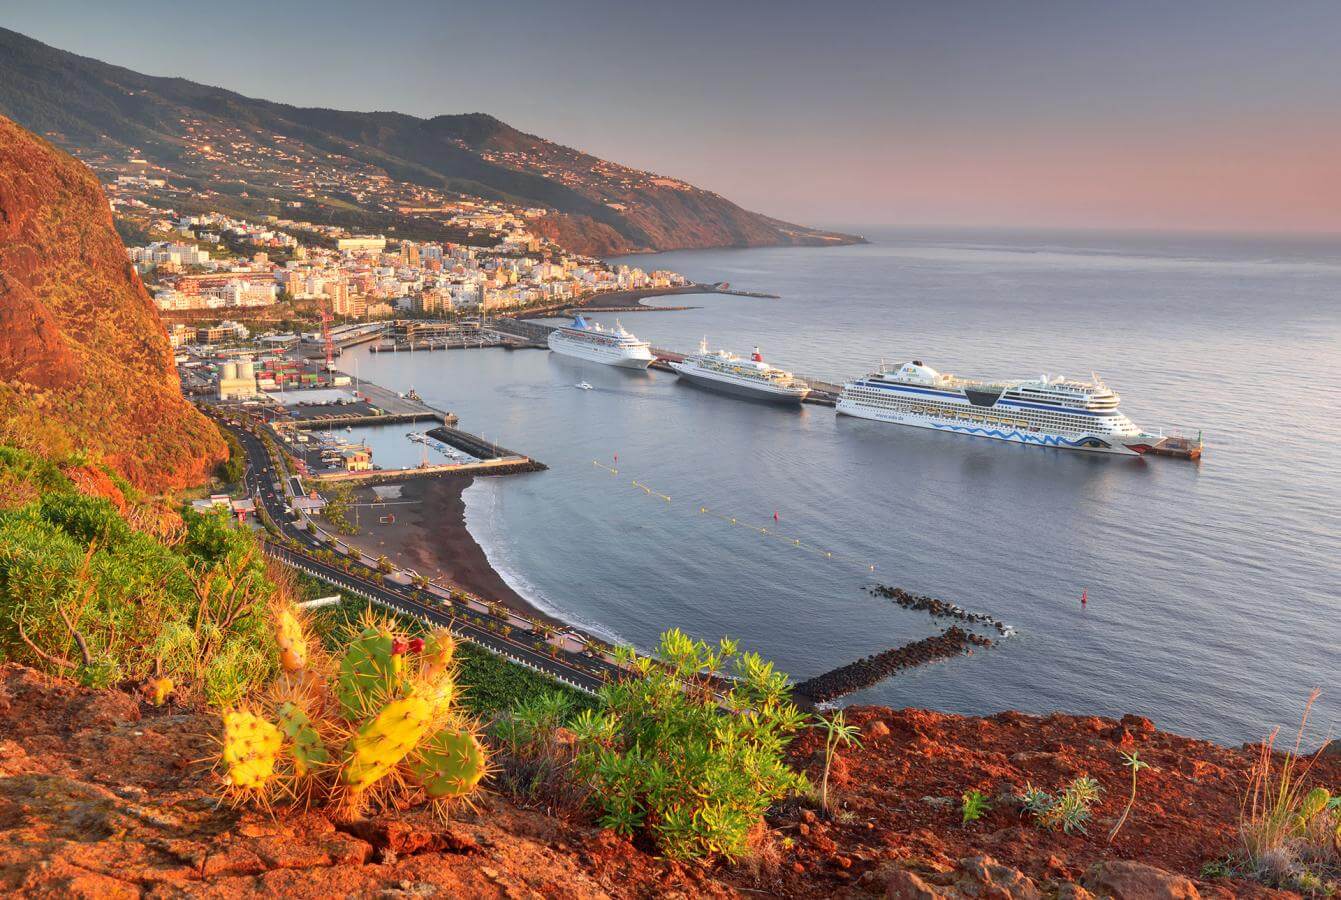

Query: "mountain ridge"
left=0, top=27, right=862, bottom=256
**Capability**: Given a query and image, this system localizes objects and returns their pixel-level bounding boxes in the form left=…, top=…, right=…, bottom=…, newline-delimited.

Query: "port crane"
left=319, top=296, right=335, bottom=371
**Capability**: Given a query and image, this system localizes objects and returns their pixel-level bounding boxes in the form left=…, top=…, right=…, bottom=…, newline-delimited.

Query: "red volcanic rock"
left=0, top=116, right=225, bottom=492
left=0, top=663, right=1329, bottom=898
left=1084, top=860, right=1201, bottom=899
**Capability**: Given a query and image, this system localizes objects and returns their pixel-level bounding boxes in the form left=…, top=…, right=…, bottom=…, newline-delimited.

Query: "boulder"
left=1084, top=860, right=1200, bottom=899
left=885, top=868, right=952, bottom=899
left=956, top=855, right=1042, bottom=899
left=865, top=719, right=892, bottom=739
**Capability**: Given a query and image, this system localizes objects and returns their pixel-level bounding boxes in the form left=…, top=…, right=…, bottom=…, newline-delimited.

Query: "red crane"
left=319, top=299, right=335, bottom=370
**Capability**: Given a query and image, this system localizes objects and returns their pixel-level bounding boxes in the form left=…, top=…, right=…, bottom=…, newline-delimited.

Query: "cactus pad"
left=420, top=629, right=456, bottom=680
left=409, top=727, right=487, bottom=799
left=341, top=695, right=434, bottom=789
left=275, top=607, right=308, bottom=673
left=335, top=625, right=406, bottom=719
left=275, top=700, right=330, bottom=776
left=221, top=709, right=283, bottom=790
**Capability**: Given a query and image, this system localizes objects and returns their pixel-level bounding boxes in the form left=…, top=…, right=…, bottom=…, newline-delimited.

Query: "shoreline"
left=334, top=474, right=564, bottom=627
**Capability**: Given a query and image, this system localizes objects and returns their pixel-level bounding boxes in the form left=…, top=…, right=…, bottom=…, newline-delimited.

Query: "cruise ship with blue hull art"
left=547, top=316, right=654, bottom=369
left=837, top=361, right=1156, bottom=455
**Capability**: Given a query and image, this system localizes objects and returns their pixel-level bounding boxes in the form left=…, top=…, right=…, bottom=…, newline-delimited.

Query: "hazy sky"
left=4, top=0, right=1339, bottom=233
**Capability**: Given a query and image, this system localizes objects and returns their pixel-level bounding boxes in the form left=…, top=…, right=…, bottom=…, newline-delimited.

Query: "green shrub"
left=218, top=430, right=245, bottom=484
left=572, top=629, right=807, bottom=860
left=0, top=478, right=277, bottom=704
left=961, top=789, right=991, bottom=826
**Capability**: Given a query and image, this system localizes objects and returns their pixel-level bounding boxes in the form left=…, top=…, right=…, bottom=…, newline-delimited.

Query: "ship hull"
left=835, top=400, right=1141, bottom=455
left=669, top=364, right=809, bottom=405
left=547, top=332, right=653, bottom=368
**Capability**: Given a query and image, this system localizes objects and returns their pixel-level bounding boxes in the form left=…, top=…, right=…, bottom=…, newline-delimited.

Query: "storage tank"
left=221, top=362, right=238, bottom=381
left=238, top=359, right=255, bottom=381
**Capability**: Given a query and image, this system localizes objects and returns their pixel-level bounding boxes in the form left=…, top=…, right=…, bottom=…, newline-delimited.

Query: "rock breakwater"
left=871, top=584, right=1011, bottom=635
left=792, top=626, right=994, bottom=704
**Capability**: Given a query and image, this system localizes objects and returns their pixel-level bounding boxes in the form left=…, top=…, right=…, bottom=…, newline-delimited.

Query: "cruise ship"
left=669, top=340, right=810, bottom=404
left=547, top=315, right=654, bottom=368
left=837, top=361, right=1154, bottom=455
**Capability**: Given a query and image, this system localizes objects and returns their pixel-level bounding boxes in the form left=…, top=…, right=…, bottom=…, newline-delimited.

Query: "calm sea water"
left=346, top=227, right=1341, bottom=745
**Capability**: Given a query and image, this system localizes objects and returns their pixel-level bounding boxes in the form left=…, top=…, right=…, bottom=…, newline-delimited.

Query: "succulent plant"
left=409, top=728, right=488, bottom=799
left=216, top=606, right=486, bottom=818
left=220, top=708, right=284, bottom=791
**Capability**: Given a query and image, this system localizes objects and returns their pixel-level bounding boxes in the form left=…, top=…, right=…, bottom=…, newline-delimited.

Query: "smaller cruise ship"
left=837, top=360, right=1153, bottom=455
left=669, top=340, right=810, bottom=404
left=547, top=316, right=654, bottom=369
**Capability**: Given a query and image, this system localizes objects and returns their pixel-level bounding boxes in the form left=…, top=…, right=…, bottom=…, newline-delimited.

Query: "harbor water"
left=345, top=227, right=1341, bottom=745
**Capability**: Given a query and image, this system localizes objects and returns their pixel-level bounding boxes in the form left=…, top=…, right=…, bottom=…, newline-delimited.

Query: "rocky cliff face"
left=0, top=116, right=224, bottom=491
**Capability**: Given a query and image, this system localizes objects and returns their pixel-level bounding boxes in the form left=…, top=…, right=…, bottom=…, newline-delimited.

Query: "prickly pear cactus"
left=409, top=727, right=488, bottom=799
left=216, top=604, right=487, bottom=817
left=342, top=695, right=435, bottom=790
left=221, top=708, right=284, bottom=790
left=420, top=629, right=456, bottom=680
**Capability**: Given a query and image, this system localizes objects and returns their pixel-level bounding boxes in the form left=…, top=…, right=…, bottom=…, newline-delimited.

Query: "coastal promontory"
left=0, top=115, right=225, bottom=491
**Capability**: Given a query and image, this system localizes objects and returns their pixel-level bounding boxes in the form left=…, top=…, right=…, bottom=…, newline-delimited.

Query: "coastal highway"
left=217, top=415, right=614, bottom=694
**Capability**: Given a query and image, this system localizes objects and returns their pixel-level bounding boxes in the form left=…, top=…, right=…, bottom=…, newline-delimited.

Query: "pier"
left=276, top=379, right=458, bottom=429
left=425, top=425, right=537, bottom=464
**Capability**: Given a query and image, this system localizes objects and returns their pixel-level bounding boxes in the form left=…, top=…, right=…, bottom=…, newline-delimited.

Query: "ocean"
left=344, top=227, right=1341, bottom=745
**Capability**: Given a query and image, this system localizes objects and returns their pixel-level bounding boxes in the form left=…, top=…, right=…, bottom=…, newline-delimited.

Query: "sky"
left=3, top=0, right=1339, bottom=233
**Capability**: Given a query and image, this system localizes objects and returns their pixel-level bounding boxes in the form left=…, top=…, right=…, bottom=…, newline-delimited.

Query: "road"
left=216, top=414, right=616, bottom=694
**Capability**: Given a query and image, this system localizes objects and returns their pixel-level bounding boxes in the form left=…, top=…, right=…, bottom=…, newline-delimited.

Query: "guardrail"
left=267, top=545, right=600, bottom=695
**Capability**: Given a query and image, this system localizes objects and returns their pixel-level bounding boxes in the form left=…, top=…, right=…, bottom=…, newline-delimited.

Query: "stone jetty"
left=792, top=626, right=994, bottom=704
left=871, top=584, right=1010, bottom=635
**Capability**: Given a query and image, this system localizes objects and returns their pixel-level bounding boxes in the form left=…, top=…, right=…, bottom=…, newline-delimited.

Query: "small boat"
left=576, top=381, right=594, bottom=391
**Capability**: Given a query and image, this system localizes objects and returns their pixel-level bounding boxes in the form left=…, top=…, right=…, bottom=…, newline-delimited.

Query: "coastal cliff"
left=0, top=662, right=1330, bottom=897
left=0, top=115, right=225, bottom=491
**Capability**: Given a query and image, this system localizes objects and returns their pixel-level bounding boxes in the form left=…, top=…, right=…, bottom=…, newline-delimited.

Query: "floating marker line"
left=589, top=461, right=874, bottom=572
left=631, top=480, right=672, bottom=502
left=698, top=505, right=876, bottom=571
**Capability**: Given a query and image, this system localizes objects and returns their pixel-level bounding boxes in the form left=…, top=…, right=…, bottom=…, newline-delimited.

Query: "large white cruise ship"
left=547, top=315, right=654, bottom=369
left=669, top=340, right=810, bottom=404
left=837, top=360, right=1155, bottom=455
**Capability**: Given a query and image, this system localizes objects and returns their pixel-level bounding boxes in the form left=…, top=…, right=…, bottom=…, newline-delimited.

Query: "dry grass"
left=1239, top=689, right=1339, bottom=893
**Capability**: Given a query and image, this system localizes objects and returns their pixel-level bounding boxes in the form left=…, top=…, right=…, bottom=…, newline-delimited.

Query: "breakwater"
left=425, top=425, right=538, bottom=465
left=792, top=626, right=994, bottom=703
left=870, top=584, right=1011, bottom=636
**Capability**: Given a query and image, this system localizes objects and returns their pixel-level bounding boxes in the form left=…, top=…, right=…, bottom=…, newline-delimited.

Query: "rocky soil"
left=0, top=664, right=1331, bottom=898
